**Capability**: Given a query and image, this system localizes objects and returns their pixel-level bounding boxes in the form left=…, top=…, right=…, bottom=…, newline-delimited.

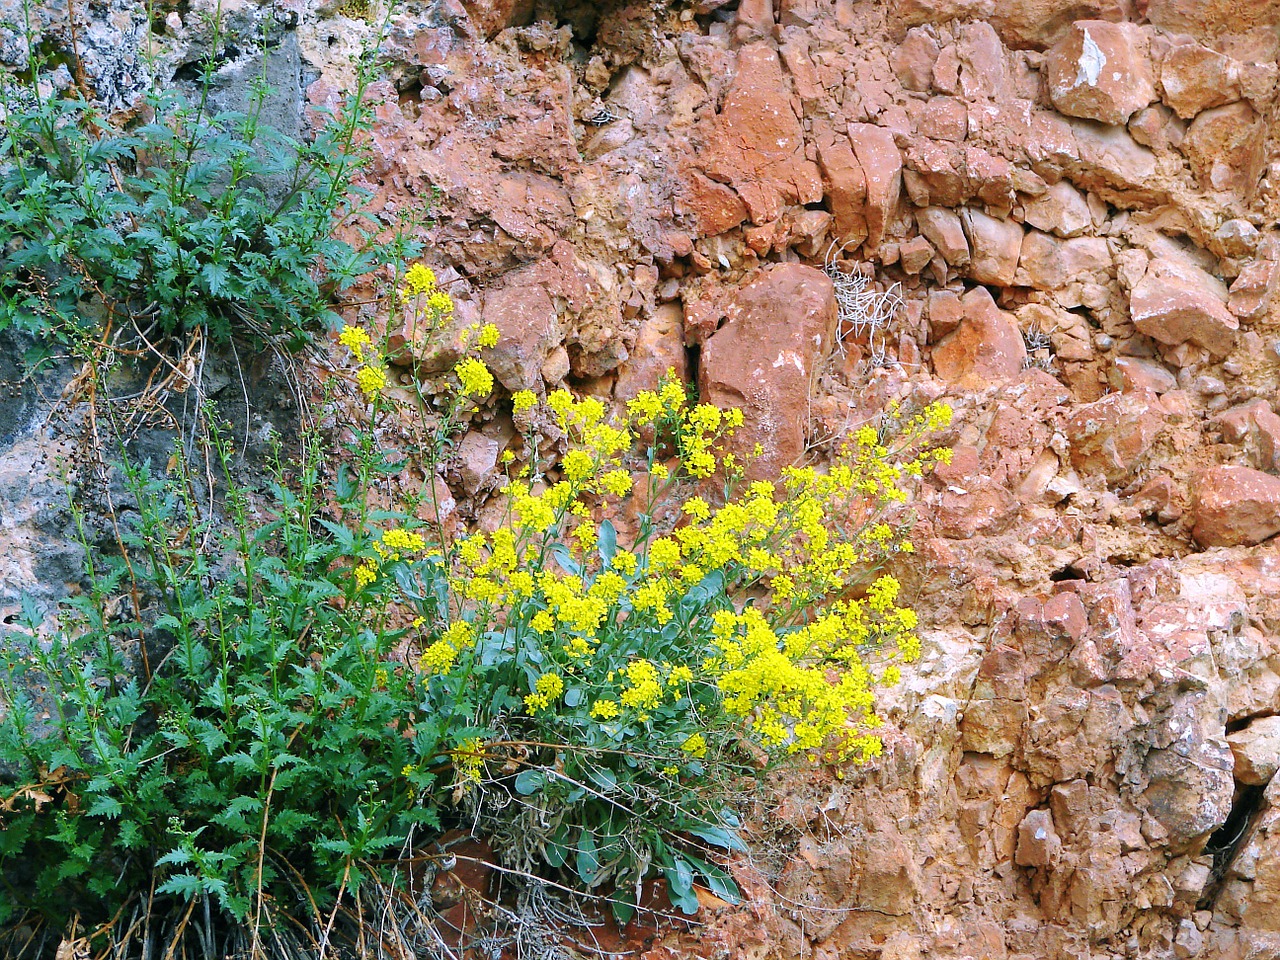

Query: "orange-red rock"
left=1192, top=466, right=1280, bottom=547
left=699, top=264, right=837, bottom=482
left=1130, top=259, right=1238, bottom=358
left=930, top=286, right=1026, bottom=383
left=1046, top=21, right=1155, bottom=125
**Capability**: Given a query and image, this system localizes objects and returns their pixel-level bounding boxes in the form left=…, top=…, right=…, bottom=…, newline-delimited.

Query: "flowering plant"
left=0, top=261, right=949, bottom=946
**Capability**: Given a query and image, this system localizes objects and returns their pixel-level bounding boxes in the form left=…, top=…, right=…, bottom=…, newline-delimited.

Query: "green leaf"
left=597, top=519, right=617, bottom=566
left=576, top=830, right=599, bottom=887
left=514, top=769, right=545, bottom=795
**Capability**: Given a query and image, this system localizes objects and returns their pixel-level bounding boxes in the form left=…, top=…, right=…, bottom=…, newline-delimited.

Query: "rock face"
left=9, top=0, right=1280, bottom=957
left=699, top=264, right=836, bottom=482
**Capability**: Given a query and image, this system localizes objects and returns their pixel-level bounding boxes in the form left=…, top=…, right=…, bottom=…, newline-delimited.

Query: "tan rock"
left=1229, top=717, right=1280, bottom=786
left=462, top=0, right=534, bottom=38
left=931, top=286, right=1026, bottom=384
left=917, top=96, right=968, bottom=141
left=1130, top=259, right=1237, bottom=358
left=457, top=431, right=502, bottom=495
left=1021, top=180, right=1093, bottom=238
left=961, top=208, right=1022, bottom=286
left=1182, top=102, right=1265, bottom=193
left=1114, top=356, right=1177, bottom=395
left=1159, top=43, right=1241, bottom=119
left=699, top=264, right=836, bottom=482
left=1229, top=259, right=1280, bottom=320
left=917, top=206, right=969, bottom=266
left=927, top=288, right=965, bottom=342
left=898, top=236, right=935, bottom=274
left=1015, top=809, right=1063, bottom=868
left=1145, top=0, right=1280, bottom=40
left=482, top=281, right=562, bottom=392
left=848, top=122, right=903, bottom=251
left=1015, top=232, right=1111, bottom=291
left=679, top=169, right=748, bottom=238
left=1192, top=466, right=1280, bottom=547
left=989, top=0, right=1132, bottom=50
left=614, top=304, right=688, bottom=401
left=893, top=28, right=939, bottom=92
left=1065, top=389, right=1164, bottom=486
left=1046, top=22, right=1155, bottom=126
left=699, top=44, right=822, bottom=225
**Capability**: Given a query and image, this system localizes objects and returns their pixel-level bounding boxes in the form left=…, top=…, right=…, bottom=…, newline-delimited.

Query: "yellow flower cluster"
left=525, top=671, right=565, bottom=713
left=626, top=375, right=744, bottom=479
left=339, top=324, right=389, bottom=398
left=451, top=737, right=486, bottom=783
left=455, top=357, right=494, bottom=398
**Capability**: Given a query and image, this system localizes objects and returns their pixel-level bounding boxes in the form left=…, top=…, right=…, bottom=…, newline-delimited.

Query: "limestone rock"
left=1229, top=717, right=1280, bottom=786
left=1015, top=232, right=1111, bottom=291
left=1021, top=180, right=1093, bottom=238
left=614, top=304, right=687, bottom=401
left=917, top=206, right=969, bottom=266
left=931, top=286, right=1026, bottom=384
left=482, top=280, right=562, bottom=392
left=989, top=0, right=1132, bottom=50
left=1192, top=466, right=1280, bottom=547
left=699, top=264, right=836, bottom=482
left=1016, top=809, right=1063, bottom=867
left=1130, top=259, right=1237, bottom=358
left=1229, top=260, right=1280, bottom=320
left=815, top=127, right=868, bottom=246
left=1182, top=102, right=1264, bottom=193
left=1046, top=22, right=1155, bottom=126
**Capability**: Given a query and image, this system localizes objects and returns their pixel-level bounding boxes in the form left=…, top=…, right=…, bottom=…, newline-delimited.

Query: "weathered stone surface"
left=1015, top=232, right=1111, bottom=291
left=1182, top=102, right=1265, bottom=193
left=961, top=208, right=1022, bottom=285
left=614, top=304, right=687, bottom=401
left=1021, top=180, right=1093, bottom=238
left=482, top=279, right=562, bottom=392
left=699, top=44, right=822, bottom=225
left=814, top=126, right=868, bottom=246
left=700, top=264, right=836, bottom=482
left=1130, top=259, right=1238, bottom=358
left=848, top=122, right=902, bottom=250
left=931, top=286, right=1026, bottom=384
left=989, top=0, right=1133, bottom=50
left=1065, top=389, right=1164, bottom=486
left=917, top=206, right=969, bottom=266
left=1229, top=717, right=1280, bottom=786
left=461, top=0, right=534, bottom=38
left=1229, top=259, right=1280, bottom=320
left=1159, top=43, right=1242, bottom=120
left=1192, top=467, right=1280, bottom=547
left=1016, top=809, right=1063, bottom=867
left=1114, top=356, right=1177, bottom=395
left=1046, top=22, right=1155, bottom=126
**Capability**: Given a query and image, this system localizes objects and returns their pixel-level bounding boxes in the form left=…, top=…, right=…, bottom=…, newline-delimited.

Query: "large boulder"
left=931, top=286, right=1026, bottom=384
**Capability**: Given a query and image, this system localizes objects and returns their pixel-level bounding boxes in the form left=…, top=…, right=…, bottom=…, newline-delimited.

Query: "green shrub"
left=0, top=17, right=405, bottom=355
left=0, top=276, right=950, bottom=941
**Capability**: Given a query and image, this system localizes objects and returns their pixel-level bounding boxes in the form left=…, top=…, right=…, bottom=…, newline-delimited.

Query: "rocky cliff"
left=4, top=0, right=1280, bottom=956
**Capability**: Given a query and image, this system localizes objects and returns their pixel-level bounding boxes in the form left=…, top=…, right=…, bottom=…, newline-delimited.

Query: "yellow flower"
left=356, top=363, right=387, bottom=397
left=601, top=470, right=632, bottom=497
left=512, top=390, right=538, bottom=413
left=338, top=325, right=372, bottom=356
left=530, top=610, right=556, bottom=633
left=681, top=733, right=707, bottom=758
left=562, top=450, right=595, bottom=483
left=477, top=323, right=500, bottom=348
left=525, top=672, right=565, bottom=713
left=452, top=737, right=485, bottom=782
left=354, top=559, right=378, bottom=589
left=591, top=699, right=620, bottom=720
left=427, top=290, right=454, bottom=315
left=650, top=463, right=670, bottom=481
left=382, top=528, right=426, bottom=555
left=455, top=357, right=494, bottom=397
left=403, top=263, right=437, bottom=295
left=419, top=640, right=457, bottom=674
left=611, top=550, right=638, bottom=575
